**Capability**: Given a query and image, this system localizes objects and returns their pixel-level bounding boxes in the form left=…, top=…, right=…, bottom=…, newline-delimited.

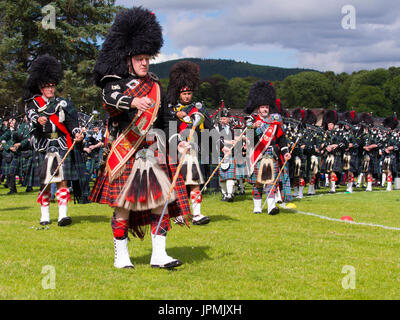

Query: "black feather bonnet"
left=24, top=54, right=62, bottom=100
left=244, top=80, right=277, bottom=115
left=93, top=6, right=163, bottom=87
left=166, top=61, right=200, bottom=105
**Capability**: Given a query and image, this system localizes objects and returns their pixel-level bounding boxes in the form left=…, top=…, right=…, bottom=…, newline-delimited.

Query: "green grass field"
left=1, top=183, right=400, bottom=300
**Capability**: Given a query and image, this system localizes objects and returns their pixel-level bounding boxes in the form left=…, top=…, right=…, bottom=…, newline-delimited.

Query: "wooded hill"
left=149, top=58, right=315, bottom=81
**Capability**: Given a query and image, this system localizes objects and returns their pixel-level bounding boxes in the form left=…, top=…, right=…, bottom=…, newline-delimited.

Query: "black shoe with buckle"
left=268, top=207, right=280, bottom=215
left=193, top=216, right=210, bottom=225
left=58, top=217, right=72, bottom=227
left=151, top=259, right=183, bottom=269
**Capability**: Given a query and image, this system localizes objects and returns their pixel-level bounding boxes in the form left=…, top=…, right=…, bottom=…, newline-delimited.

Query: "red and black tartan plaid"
left=89, top=155, right=192, bottom=239
left=111, top=217, right=129, bottom=239
left=103, top=74, right=153, bottom=117
left=150, top=213, right=169, bottom=236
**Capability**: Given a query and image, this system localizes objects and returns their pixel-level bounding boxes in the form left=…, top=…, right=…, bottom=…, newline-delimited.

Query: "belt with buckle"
left=49, top=132, right=59, bottom=139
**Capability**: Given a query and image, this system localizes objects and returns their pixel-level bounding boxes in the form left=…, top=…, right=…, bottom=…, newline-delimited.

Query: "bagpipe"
left=282, top=117, right=324, bottom=149
left=231, top=115, right=246, bottom=129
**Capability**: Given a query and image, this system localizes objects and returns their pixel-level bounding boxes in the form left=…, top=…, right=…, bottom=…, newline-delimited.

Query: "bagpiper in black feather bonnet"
left=166, top=61, right=200, bottom=105
left=292, top=108, right=306, bottom=122
left=304, top=109, right=317, bottom=125
left=24, top=54, right=63, bottom=100
left=383, top=113, right=398, bottom=130
left=322, top=109, right=338, bottom=130
left=359, top=112, right=374, bottom=126
left=341, top=110, right=359, bottom=125
left=244, top=80, right=277, bottom=115
left=93, top=6, right=163, bottom=87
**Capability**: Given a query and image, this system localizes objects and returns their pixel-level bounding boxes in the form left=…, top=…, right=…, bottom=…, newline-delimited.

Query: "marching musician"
left=320, top=110, right=347, bottom=193
left=24, top=54, right=84, bottom=226
left=341, top=111, right=361, bottom=193
left=291, top=108, right=308, bottom=199
left=359, top=113, right=378, bottom=192
left=0, top=117, right=17, bottom=194
left=234, top=127, right=248, bottom=196
left=89, top=7, right=191, bottom=269
left=216, top=108, right=237, bottom=202
left=166, top=60, right=213, bottom=225
left=302, top=110, right=321, bottom=196
left=381, top=114, right=399, bottom=191
left=83, top=121, right=104, bottom=181
left=244, top=80, right=291, bottom=215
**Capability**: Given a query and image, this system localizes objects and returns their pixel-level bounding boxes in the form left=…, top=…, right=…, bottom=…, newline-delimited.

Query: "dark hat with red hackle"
left=304, top=109, right=317, bottom=125
left=383, top=114, right=398, bottom=130
left=244, top=80, right=277, bottom=114
left=93, top=6, right=163, bottom=87
left=24, top=54, right=63, bottom=100
left=342, top=110, right=359, bottom=125
left=359, top=112, right=374, bottom=126
left=292, top=108, right=305, bottom=122
left=166, top=61, right=200, bottom=105
left=322, top=109, right=338, bottom=129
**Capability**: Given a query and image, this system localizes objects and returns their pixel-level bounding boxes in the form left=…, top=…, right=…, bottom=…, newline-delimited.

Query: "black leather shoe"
left=40, top=221, right=50, bottom=226
left=254, top=211, right=262, bottom=214
left=268, top=207, right=280, bottom=215
left=226, top=195, right=234, bottom=202
left=25, top=187, right=33, bottom=192
left=193, top=216, right=210, bottom=225
left=7, top=190, right=17, bottom=195
left=58, top=217, right=72, bottom=227
left=151, top=259, right=183, bottom=269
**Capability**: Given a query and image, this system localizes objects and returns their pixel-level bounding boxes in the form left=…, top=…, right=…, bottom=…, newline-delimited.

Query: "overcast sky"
left=115, top=0, right=400, bottom=73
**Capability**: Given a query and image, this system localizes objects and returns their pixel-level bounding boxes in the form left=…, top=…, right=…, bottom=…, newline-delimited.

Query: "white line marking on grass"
left=287, top=189, right=400, bottom=230
left=289, top=209, right=400, bottom=231
left=298, top=209, right=400, bottom=231
left=303, top=189, right=399, bottom=199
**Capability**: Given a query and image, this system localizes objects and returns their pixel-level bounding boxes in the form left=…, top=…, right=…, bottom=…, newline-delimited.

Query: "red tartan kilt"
left=89, top=156, right=191, bottom=237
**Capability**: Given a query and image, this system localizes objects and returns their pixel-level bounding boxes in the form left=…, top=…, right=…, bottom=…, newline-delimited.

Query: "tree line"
left=175, top=68, right=400, bottom=118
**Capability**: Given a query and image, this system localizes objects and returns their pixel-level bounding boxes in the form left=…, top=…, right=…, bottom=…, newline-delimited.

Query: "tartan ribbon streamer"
left=248, top=114, right=278, bottom=175
left=106, top=76, right=161, bottom=181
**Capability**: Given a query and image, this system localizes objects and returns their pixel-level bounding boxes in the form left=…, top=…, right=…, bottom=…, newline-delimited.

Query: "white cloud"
left=181, top=46, right=210, bottom=58
left=151, top=53, right=182, bottom=64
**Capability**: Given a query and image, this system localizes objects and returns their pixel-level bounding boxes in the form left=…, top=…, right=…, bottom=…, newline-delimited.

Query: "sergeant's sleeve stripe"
left=72, top=128, right=81, bottom=135
left=116, top=96, right=130, bottom=110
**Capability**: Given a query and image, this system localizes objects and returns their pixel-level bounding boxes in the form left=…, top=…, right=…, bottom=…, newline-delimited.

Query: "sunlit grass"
left=0, top=182, right=400, bottom=300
